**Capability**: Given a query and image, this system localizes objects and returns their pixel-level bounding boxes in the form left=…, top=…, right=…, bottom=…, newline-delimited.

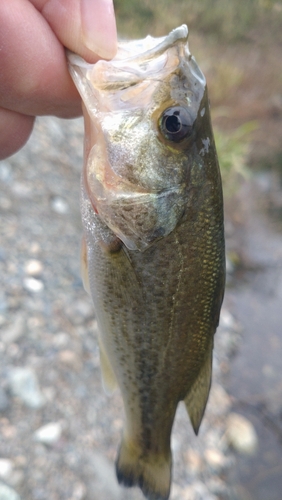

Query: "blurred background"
left=0, top=1, right=282, bottom=499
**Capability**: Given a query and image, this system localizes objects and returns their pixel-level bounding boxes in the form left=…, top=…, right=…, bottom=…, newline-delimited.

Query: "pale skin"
left=0, top=0, right=117, bottom=159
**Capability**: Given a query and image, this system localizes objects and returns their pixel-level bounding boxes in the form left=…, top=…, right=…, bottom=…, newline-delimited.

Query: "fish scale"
left=69, top=24, right=225, bottom=500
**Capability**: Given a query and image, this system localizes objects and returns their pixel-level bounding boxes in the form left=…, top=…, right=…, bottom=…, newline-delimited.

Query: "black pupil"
left=160, top=106, right=193, bottom=142
left=165, top=114, right=181, bottom=134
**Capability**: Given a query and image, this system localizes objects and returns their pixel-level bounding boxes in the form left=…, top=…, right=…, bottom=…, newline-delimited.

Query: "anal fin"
left=184, top=343, right=213, bottom=435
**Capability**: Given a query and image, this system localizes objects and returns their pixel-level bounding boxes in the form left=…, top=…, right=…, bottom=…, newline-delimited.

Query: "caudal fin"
left=116, top=438, right=171, bottom=500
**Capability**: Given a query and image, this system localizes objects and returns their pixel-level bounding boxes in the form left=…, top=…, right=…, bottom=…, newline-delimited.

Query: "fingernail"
left=81, top=0, right=117, bottom=59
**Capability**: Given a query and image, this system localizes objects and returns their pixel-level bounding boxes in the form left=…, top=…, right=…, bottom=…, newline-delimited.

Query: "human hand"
left=0, top=0, right=117, bottom=159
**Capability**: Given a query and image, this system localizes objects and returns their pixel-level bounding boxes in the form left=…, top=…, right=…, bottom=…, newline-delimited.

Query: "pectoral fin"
left=81, top=236, right=91, bottom=294
left=184, top=343, right=213, bottom=435
left=99, top=338, right=118, bottom=396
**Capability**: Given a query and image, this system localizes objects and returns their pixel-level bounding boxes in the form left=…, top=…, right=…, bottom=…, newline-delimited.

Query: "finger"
left=32, top=0, right=117, bottom=62
left=0, top=108, right=35, bottom=160
left=0, top=0, right=82, bottom=117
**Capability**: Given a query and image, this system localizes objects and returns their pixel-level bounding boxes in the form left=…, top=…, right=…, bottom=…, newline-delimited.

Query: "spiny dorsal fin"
left=184, top=343, right=213, bottom=435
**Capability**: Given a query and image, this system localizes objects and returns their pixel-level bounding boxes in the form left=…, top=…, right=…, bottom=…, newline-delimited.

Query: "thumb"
left=33, top=0, right=117, bottom=62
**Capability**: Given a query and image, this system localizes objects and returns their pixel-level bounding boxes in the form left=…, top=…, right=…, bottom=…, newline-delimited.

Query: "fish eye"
left=159, top=106, right=194, bottom=142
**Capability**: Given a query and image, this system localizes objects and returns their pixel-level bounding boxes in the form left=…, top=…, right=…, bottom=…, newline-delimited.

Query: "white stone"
left=0, top=482, right=21, bottom=500
left=70, top=482, right=86, bottom=500
left=226, top=412, right=258, bottom=455
left=208, top=383, right=231, bottom=415
left=219, top=308, right=236, bottom=329
left=29, top=242, right=41, bottom=255
left=184, top=449, right=203, bottom=474
left=8, top=367, right=45, bottom=409
left=51, top=196, right=69, bottom=214
left=52, top=332, right=70, bottom=348
left=24, top=260, right=43, bottom=276
left=0, top=459, right=13, bottom=479
left=1, top=315, right=24, bottom=344
left=204, top=448, right=227, bottom=471
left=34, top=422, right=62, bottom=445
left=23, top=278, right=44, bottom=293
left=181, top=481, right=217, bottom=500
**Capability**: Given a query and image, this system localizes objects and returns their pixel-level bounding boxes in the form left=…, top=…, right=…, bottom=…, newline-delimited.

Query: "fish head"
left=68, top=25, right=212, bottom=251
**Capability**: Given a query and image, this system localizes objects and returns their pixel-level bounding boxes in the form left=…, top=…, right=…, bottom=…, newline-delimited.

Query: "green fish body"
left=68, top=25, right=225, bottom=500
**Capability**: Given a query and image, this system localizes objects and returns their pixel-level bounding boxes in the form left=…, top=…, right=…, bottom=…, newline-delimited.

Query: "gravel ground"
left=0, top=116, right=249, bottom=500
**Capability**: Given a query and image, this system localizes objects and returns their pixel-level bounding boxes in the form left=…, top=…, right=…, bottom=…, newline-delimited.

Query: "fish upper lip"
left=115, top=24, right=189, bottom=64
left=67, top=25, right=191, bottom=88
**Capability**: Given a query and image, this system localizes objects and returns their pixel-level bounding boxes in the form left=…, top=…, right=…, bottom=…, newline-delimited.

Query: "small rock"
left=58, top=350, right=81, bottom=371
left=42, top=387, right=56, bottom=402
left=8, top=367, right=45, bottom=409
left=88, top=452, right=123, bottom=499
left=0, top=387, right=9, bottom=412
left=70, top=482, right=86, bottom=500
left=219, top=309, right=236, bottom=329
left=0, top=459, right=13, bottom=479
left=171, top=434, right=181, bottom=453
left=0, top=482, right=21, bottom=500
left=226, top=412, right=258, bottom=455
left=23, top=278, right=44, bottom=293
left=51, top=196, right=69, bottom=214
left=11, top=182, right=31, bottom=198
left=29, top=242, right=41, bottom=255
left=0, top=162, right=12, bottom=183
left=6, top=471, right=24, bottom=488
left=208, top=383, right=231, bottom=416
left=225, top=255, right=235, bottom=274
left=184, top=449, right=203, bottom=474
left=34, top=422, right=62, bottom=445
left=204, top=429, right=224, bottom=449
left=204, top=448, right=227, bottom=472
left=52, top=332, right=70, bottom=348
left=13, top=457, right=26, bottom=468
left=1, top=315, right=25, bottom=344
left=170, top=483, right=183, bottom=500
left=24, top=260, right=43, bottom=276
left=181, top=482, right=217, bottom=500
left=206, top=477, right=229, bottom=496
left=0, top=420, right=17, bottom=439
left=0, top=198, right=12, bottom=211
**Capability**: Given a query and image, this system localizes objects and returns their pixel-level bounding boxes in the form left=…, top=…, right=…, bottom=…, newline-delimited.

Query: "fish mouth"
left=115, top=24, right=189, bottom=63
left=67, top=25, right=194, bottom=99
left=68, top=24, right=189, bottom=66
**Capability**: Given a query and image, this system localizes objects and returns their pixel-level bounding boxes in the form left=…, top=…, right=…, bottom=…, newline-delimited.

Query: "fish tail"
left=116, top=437, right=171, bottom=500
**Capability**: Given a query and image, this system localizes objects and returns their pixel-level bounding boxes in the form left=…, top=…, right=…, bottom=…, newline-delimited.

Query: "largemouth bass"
left=68, top=25, right=225, bottom=500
